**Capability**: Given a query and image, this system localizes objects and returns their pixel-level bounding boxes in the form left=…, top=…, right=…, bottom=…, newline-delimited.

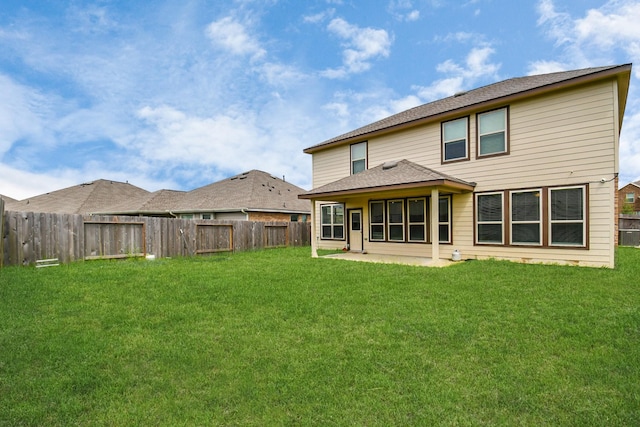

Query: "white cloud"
left=414, top=45, right=501, bottom=101
left=321, top=18, right=392, bottom=78
left=535, top=0, right=640, bottom=71
left=527, top=60, right=567, bottom=75
left=205, top=16, right=266, bottom=59
left=388, top=0, right=420, bottom=21
left=303, top=9, right=335, bottom=24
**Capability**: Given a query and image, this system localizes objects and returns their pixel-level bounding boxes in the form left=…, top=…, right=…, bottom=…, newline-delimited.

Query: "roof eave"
left=298, top=179, right=476, bottom=200
left=304, top=64, right=633, bottom=154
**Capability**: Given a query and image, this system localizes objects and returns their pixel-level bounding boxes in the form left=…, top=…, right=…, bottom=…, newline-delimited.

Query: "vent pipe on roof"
left=382, top=161, right=398, bottom=170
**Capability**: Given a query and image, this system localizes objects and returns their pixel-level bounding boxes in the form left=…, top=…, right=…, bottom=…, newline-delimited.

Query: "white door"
left=349, top=209, right=363, bottom=252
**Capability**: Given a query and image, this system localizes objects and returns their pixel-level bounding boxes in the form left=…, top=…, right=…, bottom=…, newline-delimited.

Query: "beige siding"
left=310, top=80, right=620, bottom=267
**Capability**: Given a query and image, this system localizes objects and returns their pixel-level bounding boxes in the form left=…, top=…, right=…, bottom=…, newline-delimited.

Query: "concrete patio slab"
left=321, top=251, right=454, bottom=267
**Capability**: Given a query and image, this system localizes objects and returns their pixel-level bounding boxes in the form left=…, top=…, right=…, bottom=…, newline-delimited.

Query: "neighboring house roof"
left=92, top=170, right=311, bottom=215
left=180, top=170, right=310, bottom=213
left=5, top=179, right=150, bottom=214
left=1, top=194, right=17, bottom=203
left=299, top=159, right=476, bottom=200
left=305, top=64, right=632, bottom=153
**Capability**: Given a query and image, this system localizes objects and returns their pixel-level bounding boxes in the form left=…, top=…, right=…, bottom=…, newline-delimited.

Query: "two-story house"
left=619, top=180, right=640, bottom=215
left=299, top=64, right=631, bottom=268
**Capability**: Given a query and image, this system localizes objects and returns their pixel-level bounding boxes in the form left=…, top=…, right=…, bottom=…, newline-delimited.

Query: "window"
left=290, top=214, right=299, bottom=222
left=387, top=200, right=405, bottom=241
left=476, top=193, right=503, bottom=244
left=321, top=204, right=345, bottom=240
left=550, top=187, right=585, bottom=247
left=474, top=185, right=588, bottom=248
left=202, top=213, right=212, bottom=220
left=510, top=190, right=541, bottom=245
left=442, top=117, right=468, bottom=162
left=626, top=193, right=635, bottom=203
left=351, top=142, right=367, bottom=174
left=408, top=198, right=427, bottom=242
left=477, top=107, right=508, bottom=157
left=370, top=201, right=385, bottom=241
left=438, top=197, right=451, bottom=243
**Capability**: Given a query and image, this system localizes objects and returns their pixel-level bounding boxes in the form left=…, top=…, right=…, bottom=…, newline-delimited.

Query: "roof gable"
left=305, top=64, right=631, bottom=153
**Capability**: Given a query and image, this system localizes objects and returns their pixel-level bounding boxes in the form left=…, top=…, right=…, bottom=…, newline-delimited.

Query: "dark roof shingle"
left=305, top=64, right=631, bottom=153
left=299, top=160, right=475, bottom=199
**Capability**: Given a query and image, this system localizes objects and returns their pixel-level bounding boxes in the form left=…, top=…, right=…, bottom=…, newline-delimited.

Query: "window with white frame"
left=442, top=117, right=469, bottom=162
left=438, top=197, right=451, bottom=243
left=477, top=107, right=508, bottom=157
left=476, top=193, right=503, bottom=244
left=408, top=198, right=427, bottom=242
left=626, top=193, right=635, bottom=203
left=369, top=201, right=385, bottom=241
left=321, top=204, right=345, bottom=240
left=510, top=190, right=542, bottom=245
left=550, top=186, right=585, bottom=247
left=387, top=200, right=405, bottom=241
left=351, top=142, right=367, bottom=174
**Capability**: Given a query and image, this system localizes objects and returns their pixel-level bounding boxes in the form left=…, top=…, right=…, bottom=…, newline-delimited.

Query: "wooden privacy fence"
left=1, top=211, right=311, bottom=267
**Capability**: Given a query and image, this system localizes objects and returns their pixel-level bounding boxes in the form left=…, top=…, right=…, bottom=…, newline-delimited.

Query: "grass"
left=0, top=247, right=639, bottom=426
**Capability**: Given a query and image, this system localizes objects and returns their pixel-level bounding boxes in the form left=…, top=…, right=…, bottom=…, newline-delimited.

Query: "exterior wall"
left=310, top=79, right=621, bottom=267
left=249, top=211, right=309, bottom=222
left=618, top=183, right=640, bottom=215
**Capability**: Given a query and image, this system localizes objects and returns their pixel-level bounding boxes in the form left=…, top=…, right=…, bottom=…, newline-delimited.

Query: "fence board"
left=1, top=212, right=310, bottom=267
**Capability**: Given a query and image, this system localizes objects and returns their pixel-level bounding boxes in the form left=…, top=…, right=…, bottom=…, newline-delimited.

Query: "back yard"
left=1, top=247, right=638, bottom=426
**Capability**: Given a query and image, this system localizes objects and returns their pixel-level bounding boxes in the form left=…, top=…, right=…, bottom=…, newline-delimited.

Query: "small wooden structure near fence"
left=1, top=210, right=310, bottom=267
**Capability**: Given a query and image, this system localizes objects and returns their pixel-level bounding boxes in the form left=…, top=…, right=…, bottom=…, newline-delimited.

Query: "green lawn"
left=1, top=247, right=639, bottom=426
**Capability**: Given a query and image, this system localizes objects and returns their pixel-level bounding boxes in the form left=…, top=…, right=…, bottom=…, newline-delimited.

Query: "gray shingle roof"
left=299, top=160, right=475, bottom=199
left=305, top=64, right=631, bottom=153
left=182, top=170, right=310, bottom=213
left=5, top=180, right=150, bottom=214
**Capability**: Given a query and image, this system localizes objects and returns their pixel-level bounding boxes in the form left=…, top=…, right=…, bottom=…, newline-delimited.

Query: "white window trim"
left=442, top=117, right=469, bottom=163
left=387, top=199, right=405, bottom=242
left=549, top=186, right=587, bottom=247
left=351, top=141, right=367, bottom=175
left=438, top=196, right=452, bottom=243
left=476, top=192, right=504, bottom=245
left=320, top=204, right=345, bottom=240
left=407, top=198, right=427, bottom=242
left=477, top=107, right=508, bottom=157
left=369, top=200, right=386, bottom=241
left=510, top=189, right=542, bottom=246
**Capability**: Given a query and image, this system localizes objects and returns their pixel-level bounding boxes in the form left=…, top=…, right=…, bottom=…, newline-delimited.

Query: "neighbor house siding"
left=311, top=78, right=620, bottom=267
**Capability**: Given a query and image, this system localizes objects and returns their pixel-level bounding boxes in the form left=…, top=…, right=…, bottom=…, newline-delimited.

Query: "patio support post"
left=431, top=187, right=440, bottom=262
left=310, top=199, right=318, bottom=258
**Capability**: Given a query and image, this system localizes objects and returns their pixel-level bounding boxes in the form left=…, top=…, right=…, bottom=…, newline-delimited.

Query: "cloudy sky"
left=1, top=0, right=639, bottom=200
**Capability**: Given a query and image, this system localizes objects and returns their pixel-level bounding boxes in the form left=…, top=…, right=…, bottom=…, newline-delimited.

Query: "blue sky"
left=1, top=0, right=639, bottom=199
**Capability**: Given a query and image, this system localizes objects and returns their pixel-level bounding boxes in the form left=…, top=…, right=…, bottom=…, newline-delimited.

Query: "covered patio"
left=299, top=159, right=476, bottom=263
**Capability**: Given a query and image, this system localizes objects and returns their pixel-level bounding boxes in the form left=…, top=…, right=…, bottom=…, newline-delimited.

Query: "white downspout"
left=310, top=199, right=318, bottom=258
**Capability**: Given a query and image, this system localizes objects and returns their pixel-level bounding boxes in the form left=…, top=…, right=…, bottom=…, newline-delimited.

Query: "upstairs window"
left=351, top=142, right=367, bottom=174
left=626, top=193, right=635, bottom=203
left=442, top=117, right=469, bottom=162
left=477, top=107, right=508, bottom=157
left=321, top=204, right=345, bottom=240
